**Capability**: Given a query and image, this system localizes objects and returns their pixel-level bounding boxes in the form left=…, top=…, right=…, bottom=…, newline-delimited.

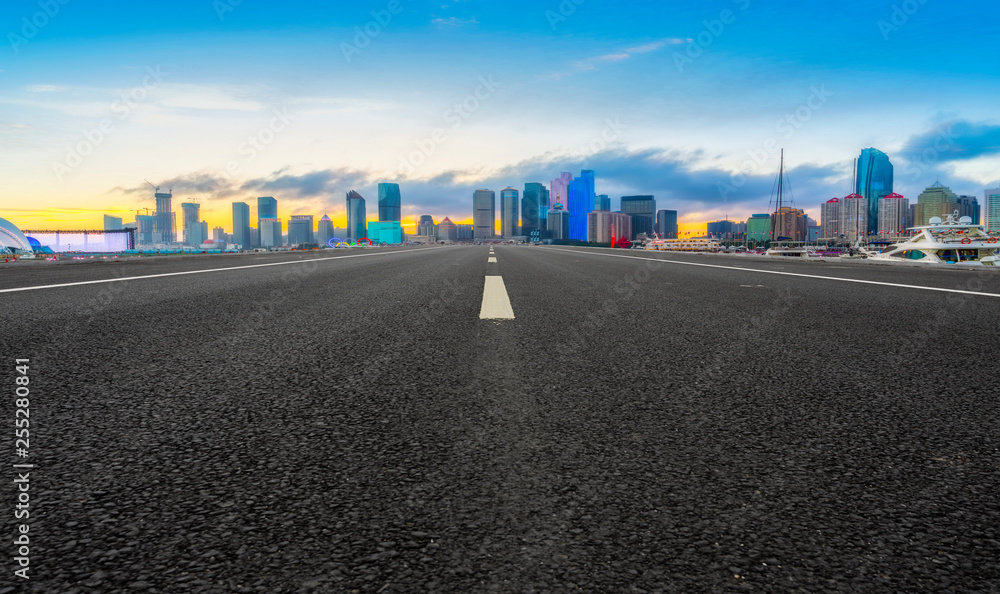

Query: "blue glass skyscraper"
left=521, top=183, right=546, bottom=237
left=378, top=183, right=401, bottom=222
left=232, top=202, right=251, bottom=248
left=346, top=190, right=367, bottom=239
left=856, top=148, right=893, bottom=234
left=567, top=170, right=595, bottom=241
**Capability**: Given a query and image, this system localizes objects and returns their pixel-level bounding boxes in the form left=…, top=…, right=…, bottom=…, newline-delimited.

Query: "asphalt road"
left=2, top=245, right=999, bottom=592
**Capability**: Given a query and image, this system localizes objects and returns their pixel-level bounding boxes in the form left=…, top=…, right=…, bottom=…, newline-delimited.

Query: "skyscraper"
left=378, top=183, right=402, bottom=222
left=567, top=170, right=594, bottom=241
left=746, top=214, right=771, bottom=242
left=856, top=148, right=893, bottom=234
left=595, top=194, right=611, bottom=211
left=820, top=198, right=841, bottom=239
left=500, top=187, right=519, bottom=238
left=346, top=190, right=367, bottom=239
left=438, top=217, right=457, bottom=241
left=181, top=202, right=204, bottom=246
left=232, top=202, right=251, bottom=248
left=521, top=183, right=545, bottom=237
left=258, top=196, right=277, bottom=230
left=878, top=193, right=909, bottom=235
left=655, top=209, right=678, bottom=238
left=956, top=195, right=980, bottom=224
left=587, top=210, right=631, bottom=244
left=136, top=215, right=155, bottom=245
left=103, top=215, right=123, bottom=231
left=417, top=215, right=436, bottom=237
left=473, top=189, right=496, bottom=239
left=288, top=215, right=314, bottom=245
left=771, top=207, right=807, bottom=241
left=620, top=195, right=656, bottom=239
left=550, top=172, right=573, bottom=211
left=547, top=204, right=569, bottom=240
left=260, top=218, right=282, bottom=247
left=154, top=190, right=174, bottom=243
left=317, top=214, right=334, bottom=245
left=985, top=187, right=1000, bottom=232
left=913, top=182, right=959, bottom=226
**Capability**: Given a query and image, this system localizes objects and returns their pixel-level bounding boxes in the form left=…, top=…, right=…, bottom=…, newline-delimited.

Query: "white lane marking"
left=488, top=257, right=497, bottom=263
left=479, top=275, right=515, bottom=319
left=0, top=247, right=444, bottom=294
left=548, top=248, right=1000, bottom=298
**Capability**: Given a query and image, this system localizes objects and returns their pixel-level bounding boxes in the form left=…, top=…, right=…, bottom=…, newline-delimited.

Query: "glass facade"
left=856, top=148, right=893, bottom=234
left=620, top=195, right=655, bottom=239
left=368, top=221, right=403, bottom=244
left=500, top=187, right=519, bottom=238
left=232, top=202, right=251, bottom=248
left=595, top=194, right=610, bottom=211
left=655, top=209, right=678, bottom=238
left=346, top=191, right=367, bottom=239
left=378, top=183, right=402, bottom=222
left=567, top=170, right=594, bottom=241
left=473, top=189, right=495, bottom=239
left=288, top=215, right=314, bottom=245
left=521, top=183, right=546, bottom=237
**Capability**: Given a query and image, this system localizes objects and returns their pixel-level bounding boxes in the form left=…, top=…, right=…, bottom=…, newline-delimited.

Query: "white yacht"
left=864, top=212, right=1000, bottom=266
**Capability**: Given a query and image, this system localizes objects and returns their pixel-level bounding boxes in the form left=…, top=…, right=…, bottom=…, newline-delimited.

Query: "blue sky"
left=2, top=0, right=999, bottom=230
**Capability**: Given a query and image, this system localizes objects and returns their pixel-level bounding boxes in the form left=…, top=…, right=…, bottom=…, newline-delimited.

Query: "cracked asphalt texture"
left=2, top=245, right=999, bottom=592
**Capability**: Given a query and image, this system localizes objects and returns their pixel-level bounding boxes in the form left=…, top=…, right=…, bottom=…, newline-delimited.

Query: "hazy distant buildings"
left=550, top=172, right=573, bottom=211
left=771, top=207, right=807, bottom=241
left=346, top=190, right=367, bottom=239
left=587, top=210, right=631, bottom=244
left=707, top=220, right=738, bottom=238
left=820, top=198, right=841, bottom=239
left=500, top=187, right=519, bottom=238
left=378, top=183, right=402, bottom=222
left=913, top=182, right=959, bottom=226
left=595, top=194, right=611, bottom=212
left=288, top=215, right=314, bottom=245
left=620, top=195, right=656, bottom=239
left=856, top=148, right=893, bottom=234
left=655, top=210, right=678, bottom=238
left=317, top=214, right=334, bottom=245
left=181, top=202, right=207, bottom=246
left=438, top=217, right=457, bottom=242
left=547, top=204, right=569, bottom=240
left=232, top=202, right=251, bottom=248
left=457, top=224, right=474, bottom=240
left=154, top=189, right=175, bottom=243
left=981, top=186, right=1000, bottom=232
left=746, top=214, right=771, bottom=242
left=956, top=195, right=980, bottom=224
left=567, top=170, right=594, bottom=240
left=103, top=215, right=123, bottom=231
left=877, top=193, right=909, bottom=235
left=521, top=183, right=546, bottom=237
left=473, top=189, right=496, bottom=239
left=213, top=226, right=225, bottom=241
left=260, top=218, right=282, bottom=247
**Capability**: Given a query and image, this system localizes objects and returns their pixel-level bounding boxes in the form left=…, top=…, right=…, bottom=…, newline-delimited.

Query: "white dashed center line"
left=479, top=276, right=515, bottom=319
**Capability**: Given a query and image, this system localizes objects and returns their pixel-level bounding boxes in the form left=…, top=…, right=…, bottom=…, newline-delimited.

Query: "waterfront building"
left=288, top=215, right=314, bottom=245
left=820, top=198, right=841, bottom=239
left=856, top=148, right=893, bottom=235
left=473, top=189, right=496, bottom=239
left=620, top=195, right=656, bottom=239
left=378, top=183, right=402, bottom=222
left=956, top=195, right=980, bottom=225
left=707, top=220, right=737, bottom=239
left=587, top=210, right=632, bottom=244
left=771, top=207, right=807, bottom=241
left=595, top=194, right=611, bottom=212
left=521, top=183, right=545, bottom=237
left=438, top=217, right=457, bottom=242
left=547, top=205, right=570, bottom=240
left=746, top=214, right=771, bottom=242
left=346, top=190, right=367, bottom=239
left=317, top=214, right=334, bottom=245
left=566, top=170, right=595, bottom=240
left=457, top=224, right=474, bottom=240
left=232, top=202, right=251, bottom=248
left=257, top=196, right=277, bottom=231
left=368, top=221, right=403, bottom=244
left=985, top=187, right=1000, bottom=232
left=913, top=182, right=959, bottom=226
left=878, top=193, right=909, bottom=236
left=655, top=210, right=678, bottom=238
left=260, top=218, right=282, bottom=247
left=500, top=187, right=519, bottom=238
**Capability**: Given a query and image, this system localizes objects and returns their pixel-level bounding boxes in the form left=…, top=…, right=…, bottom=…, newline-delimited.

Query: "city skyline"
left=2, top=0, right=999, bottom=235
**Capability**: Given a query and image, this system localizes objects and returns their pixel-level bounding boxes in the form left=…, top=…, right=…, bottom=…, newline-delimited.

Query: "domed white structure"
left=0, top=217, right=34, bottom=256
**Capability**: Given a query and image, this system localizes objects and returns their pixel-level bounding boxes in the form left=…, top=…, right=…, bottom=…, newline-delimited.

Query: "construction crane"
left=144, top=179, right=159, bottom=192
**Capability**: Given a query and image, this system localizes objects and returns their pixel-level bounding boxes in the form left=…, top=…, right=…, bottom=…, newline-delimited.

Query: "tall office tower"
left=746, top=214, right=770, bottom=242
left=856, top=148, right=893, bottom=234
left=547, top=205, right=569, bottom=240
left=878, top=193, right=909, bottom=235
left=197, top=222, right=209, bottom=246
left=136, top=215, right=155, bottom=244
left=416, top=215, right=436, bottom=237
left=500, top=187, right=519, bottom=238
left=839, top=194, right=867, bottom=241
left=260, top=218, right=282, bottom=247
left=213, top=226, right=225, bottom=241
left=595, top=194, right=611, bottom=211
left=456, top=224, right=474, bottom=240
left=567, top=170, right=595, bottom=240
left=587, top=210, right=632, bottom=244
left=473, top=189, right=496, bottom=239
left=550, top=172, right=573, bottom=211
left=232, top=202, right=251, bottom=248
left=257, top=196, right=277, bottom=229
left=438, top=217, right=457, bottom=241
left=346, top=190, right=367, bottom=239
left=912, top=182, right=959, bottom=225
left=820, top=198, right=842, bottom=239
left=181, top=203, right=206, bottom=246
left=288, top=215, right=315, bottom=245
left=655, top=209, right=678, bottom=238
left=521, top=183, right=545, bottom=237
left=103, top=215, right=123, bottom=231
left=317, top=214, right=334, bottom=245
left=620, top=195, right=656, bottom=239
left=984, top=187, right=1000, bottom=232
left=771, top=207, right=808, bottom=241
left=956, top=195, right=980, bottom=224
left=153, top=190, right=175, bottom=243
left=707, top=220, right=737, bottom=238
left=378, top=183, right=402, bottom=221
